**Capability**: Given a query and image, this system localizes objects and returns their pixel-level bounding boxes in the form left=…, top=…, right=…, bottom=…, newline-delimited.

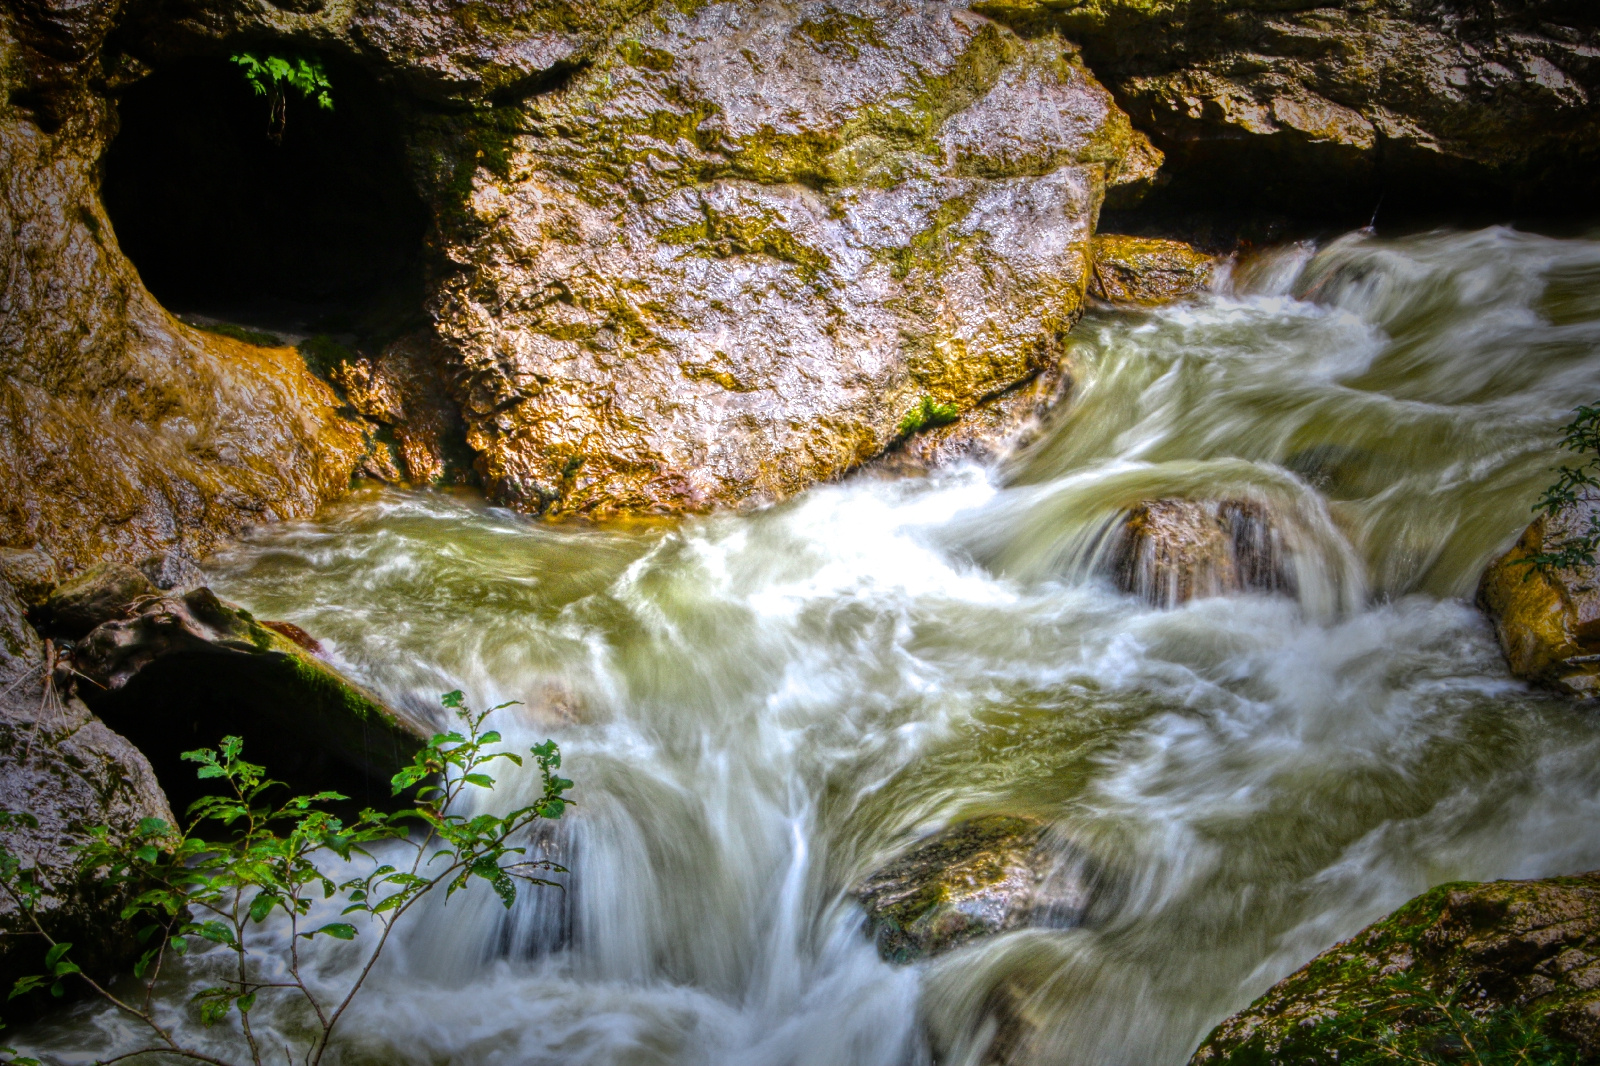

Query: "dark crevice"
left=101, top=54, right=430, bottom=336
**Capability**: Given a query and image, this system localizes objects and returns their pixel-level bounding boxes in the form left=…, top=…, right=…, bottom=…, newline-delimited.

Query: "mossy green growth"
left=297, top=334, right=358, bottom=378
left=185, top=318, right=283, bottom=348
left=898, top=396, right=961, bottom=437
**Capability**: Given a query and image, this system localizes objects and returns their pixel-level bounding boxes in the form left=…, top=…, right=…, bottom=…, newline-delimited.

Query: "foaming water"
left=28, top=227, right=1600, bottom=1065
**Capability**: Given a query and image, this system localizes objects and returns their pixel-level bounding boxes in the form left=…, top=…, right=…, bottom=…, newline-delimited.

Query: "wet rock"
left=977, top=0, right=1600, bottom=214
left=880, top=364, right=1069, bottom=475
left=0, top=14, right=368, bottom=579
left=136, top=545, right=204, bottom=592
left=432, top=8, right=1157, bottom=517
left=69, top=588, right=429, bottom=795
left=1190, top=871, right=1600, bottom=1065
left=0, top=648, right=174, bottom=1000
left=40, top=563, right=158, bottom=639
left=0, top=580, right=41, bottom=682
left=328, top=332, right=471, bottom=487
left=853, top=815, right=1090, bottom=963
left=0, top=549, right=59, bottom=612
left=1108, top=498, right=1293, bottom=607
left=1090, top=235, right=1215, bottom=305
left=1479, top=501, right=1600, bottom=698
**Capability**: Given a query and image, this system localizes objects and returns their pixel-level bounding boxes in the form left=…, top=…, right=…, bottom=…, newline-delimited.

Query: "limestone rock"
left=0, top=549, right=58, bottom=612
left=40, top=563, right=158, bottom=639
left=976, top=0, right=1600, bottom=212
left=432, top=5, right=1157, bottom=517
left=136, top=545, right=205, bottom=592
left=1108, top=498, right=1293, bottom=607
left=1090, top=235, right=1214, bottom=305
left=0, top=580, right=41, bottom=684
left=1190, top=871, right=1600, bottom=1064
left=853, top=814, right=1091, bottom=963
left=328, top=332, right=470, bottom=487
left=1479, top=502, right=1600, bottom=698
left=881, top=364, right=1069, bottom=475
left=69, top=588, right=429, bottom=793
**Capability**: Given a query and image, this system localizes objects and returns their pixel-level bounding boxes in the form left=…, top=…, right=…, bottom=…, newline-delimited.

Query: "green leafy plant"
left=1522, top=402, right=1600, bottom=575
left=230, top=53, right=333, bottom=143
left=0, top=691, right=570, bottom=1066
left=897, top=396, right=960, bottom=438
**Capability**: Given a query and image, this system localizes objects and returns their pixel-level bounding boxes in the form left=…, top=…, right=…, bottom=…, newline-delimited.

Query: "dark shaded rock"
left=41, top=563, right=157, bottom=639
left=1090, top=234, right=1215, bottom=305
left=853, top=814, right=1091, bottom=963
left=1479, top=500, right=1600, bottom=698
left=1108, top=498, right=1293, bottom=607
left=1190, top=871, right=1600, bottom=1065
left=0, top=579, right=41, bottom=682
left=68, top=588, right=428, bottom=804
left=976, top=0, right=1600, bottom=218
left=136, top=545, right=204, bottom=592
left=0, top=549, right=59, bottom=612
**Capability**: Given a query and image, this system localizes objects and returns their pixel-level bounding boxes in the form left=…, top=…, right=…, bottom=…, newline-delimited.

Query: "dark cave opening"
left=102, top=54, right=429, bottom=332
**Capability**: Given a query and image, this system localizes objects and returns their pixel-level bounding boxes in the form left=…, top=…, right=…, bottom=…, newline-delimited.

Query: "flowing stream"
left=32, top=226, right=1600, bottom=1065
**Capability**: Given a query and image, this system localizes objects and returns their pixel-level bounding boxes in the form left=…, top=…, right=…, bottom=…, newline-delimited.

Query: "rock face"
left=1090, top=234, right=1214, bottom=304
left=67, top=587, right=429, bottom=799
left=977, top=0, right=1600, bottom=214
left=1479, top=503, right=1600, bottom=698
left=853, top=814, right=1091, bottom=963
left=327, top=332, right=471, bottom=487
left=432, top=5, right=1157, bottom=516
left=1190, top=872, right=1600, bottom=1065
left=1108, top=498, right=1292, bottom=607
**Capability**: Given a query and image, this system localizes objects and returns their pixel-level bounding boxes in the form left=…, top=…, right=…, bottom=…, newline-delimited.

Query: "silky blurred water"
left=29, top=227, right=1600, bottom=1065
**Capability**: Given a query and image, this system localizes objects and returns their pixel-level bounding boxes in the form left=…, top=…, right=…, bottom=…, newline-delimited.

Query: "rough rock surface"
left=977, top=0, right=1600, bottom=212
left=1108, top=498, right=1292, bottom=607
left=1479, top=502, right=1600, bottom=698
left=880, top=364, right=1069, bottom=475
left=328, top=332, right=471, bottom=486
left=0, top=11, right=367, bottom=578
left=1190, top=872, right=1600, bottom=1064
left=0, top=617, right=174, bottom=998
left=1090, top=234, right=1214, bottom=304
left=432, top=5, right=1157, bottom=516
left=69, top=587, right=429, bottom=789
left=0, top=550, right=58, bottom=613
left=40, top=562, right=158, bottom=639
left=853, top=814, right=1091, bottom=963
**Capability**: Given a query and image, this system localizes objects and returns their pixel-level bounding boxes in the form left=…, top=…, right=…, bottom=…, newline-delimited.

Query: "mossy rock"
left=1090, top=235, right=1214, bottom=305
left=1190, top=872, right=1600, bottom=1065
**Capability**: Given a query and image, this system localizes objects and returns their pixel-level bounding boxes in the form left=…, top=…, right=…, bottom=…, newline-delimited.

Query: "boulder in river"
left=1190, top=871, right=1600, bottom=1064
left=1109, top=498, right=1293, bottom=608
left=1090, top=235, right=1215, bottom=305
left=853, top=814, right=1091, bottom=963
left=1479, top=502, right=1600, bottom=698
left=68, top=587, right=428, bottom=806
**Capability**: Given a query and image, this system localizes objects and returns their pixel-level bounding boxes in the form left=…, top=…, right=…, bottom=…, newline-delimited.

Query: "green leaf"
left=42, top=944, right=70, bottom=971
left=314, top=922, right=357, bottom=940
left=441, top=690, right=465, bottom=708
left=462, top=773, right=496, bottom=790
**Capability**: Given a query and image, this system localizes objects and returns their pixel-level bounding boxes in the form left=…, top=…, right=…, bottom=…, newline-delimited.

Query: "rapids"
left=30, top=226, right=1600, bottom=1065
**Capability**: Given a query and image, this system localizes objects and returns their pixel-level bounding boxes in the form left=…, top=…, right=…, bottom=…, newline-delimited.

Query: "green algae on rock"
left=1189, top=872, right=1600, bottom=1065
left=1479, top=502, right=1600, bottom=698
left=1090, top=234, right=1214, bottom=305
left=430, top=3, right=1158, bottom=517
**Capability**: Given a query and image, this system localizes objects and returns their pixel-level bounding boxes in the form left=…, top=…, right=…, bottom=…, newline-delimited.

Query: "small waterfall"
left=28, top=227, right=1600, bottom=1066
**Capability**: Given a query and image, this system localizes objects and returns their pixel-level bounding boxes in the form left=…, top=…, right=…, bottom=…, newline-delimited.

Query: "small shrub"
left=898, top=396, right=960, bottom=438
left=0, top=691, right=570, bottom=1066
left=1523, top=402, right=1600, bottom=574
left=231, top=53, right=333, bottom=142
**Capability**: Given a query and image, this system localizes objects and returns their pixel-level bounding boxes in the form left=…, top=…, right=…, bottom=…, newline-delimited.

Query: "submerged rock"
left=976, top=0, right=1600, bottom=213
left=432, top=7, right=1157, bottom=517
left=1109, top=498, right=1293, bottom=607
left=1479, top=502, right=1600, bottom=698
left=69, top=588, right=428, bottom=797
left=853, top=815, right=1091, bottom=963
left=1190, top=871, right=1600, bottom=1064
left=1090, top=235, right=1214, bottom=305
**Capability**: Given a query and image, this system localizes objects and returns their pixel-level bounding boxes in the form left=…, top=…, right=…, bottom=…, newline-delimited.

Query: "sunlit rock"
left=1109, top=498, right=1293, bottom=608
left=327, top=332, right=471, bottom=487
left=1479, top=502, right=1600, bottom=698
left=1090, top=235, right=1215, bottom=305
left=68, top=588, right=428, bottom=800
left=432, top=7, right=1156, bottom=517
left=1190, top=871, right=1600, bottom=1064
left=853, top=814, right=1091, bottom=963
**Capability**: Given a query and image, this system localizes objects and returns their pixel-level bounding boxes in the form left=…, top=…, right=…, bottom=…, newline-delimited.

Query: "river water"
left=33, top=227, right=1600, bottom=1065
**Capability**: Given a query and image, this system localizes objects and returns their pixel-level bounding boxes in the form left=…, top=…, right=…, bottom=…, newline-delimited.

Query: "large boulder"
left=1090, top=234, right=1215, bottom=305
left=1190, top=871, right=1600, bottom=1064
left=430, top=4, right=1159, bottom=517
left=976, top=0, right=1600, bottom=215
left=1108, top=498, right=1293, bottom=607
left=1479, top=502, right=1600, bottom=698
left=853, top=814, right=1092, bottom=963
left=66, top=587, right=429, bottom=805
